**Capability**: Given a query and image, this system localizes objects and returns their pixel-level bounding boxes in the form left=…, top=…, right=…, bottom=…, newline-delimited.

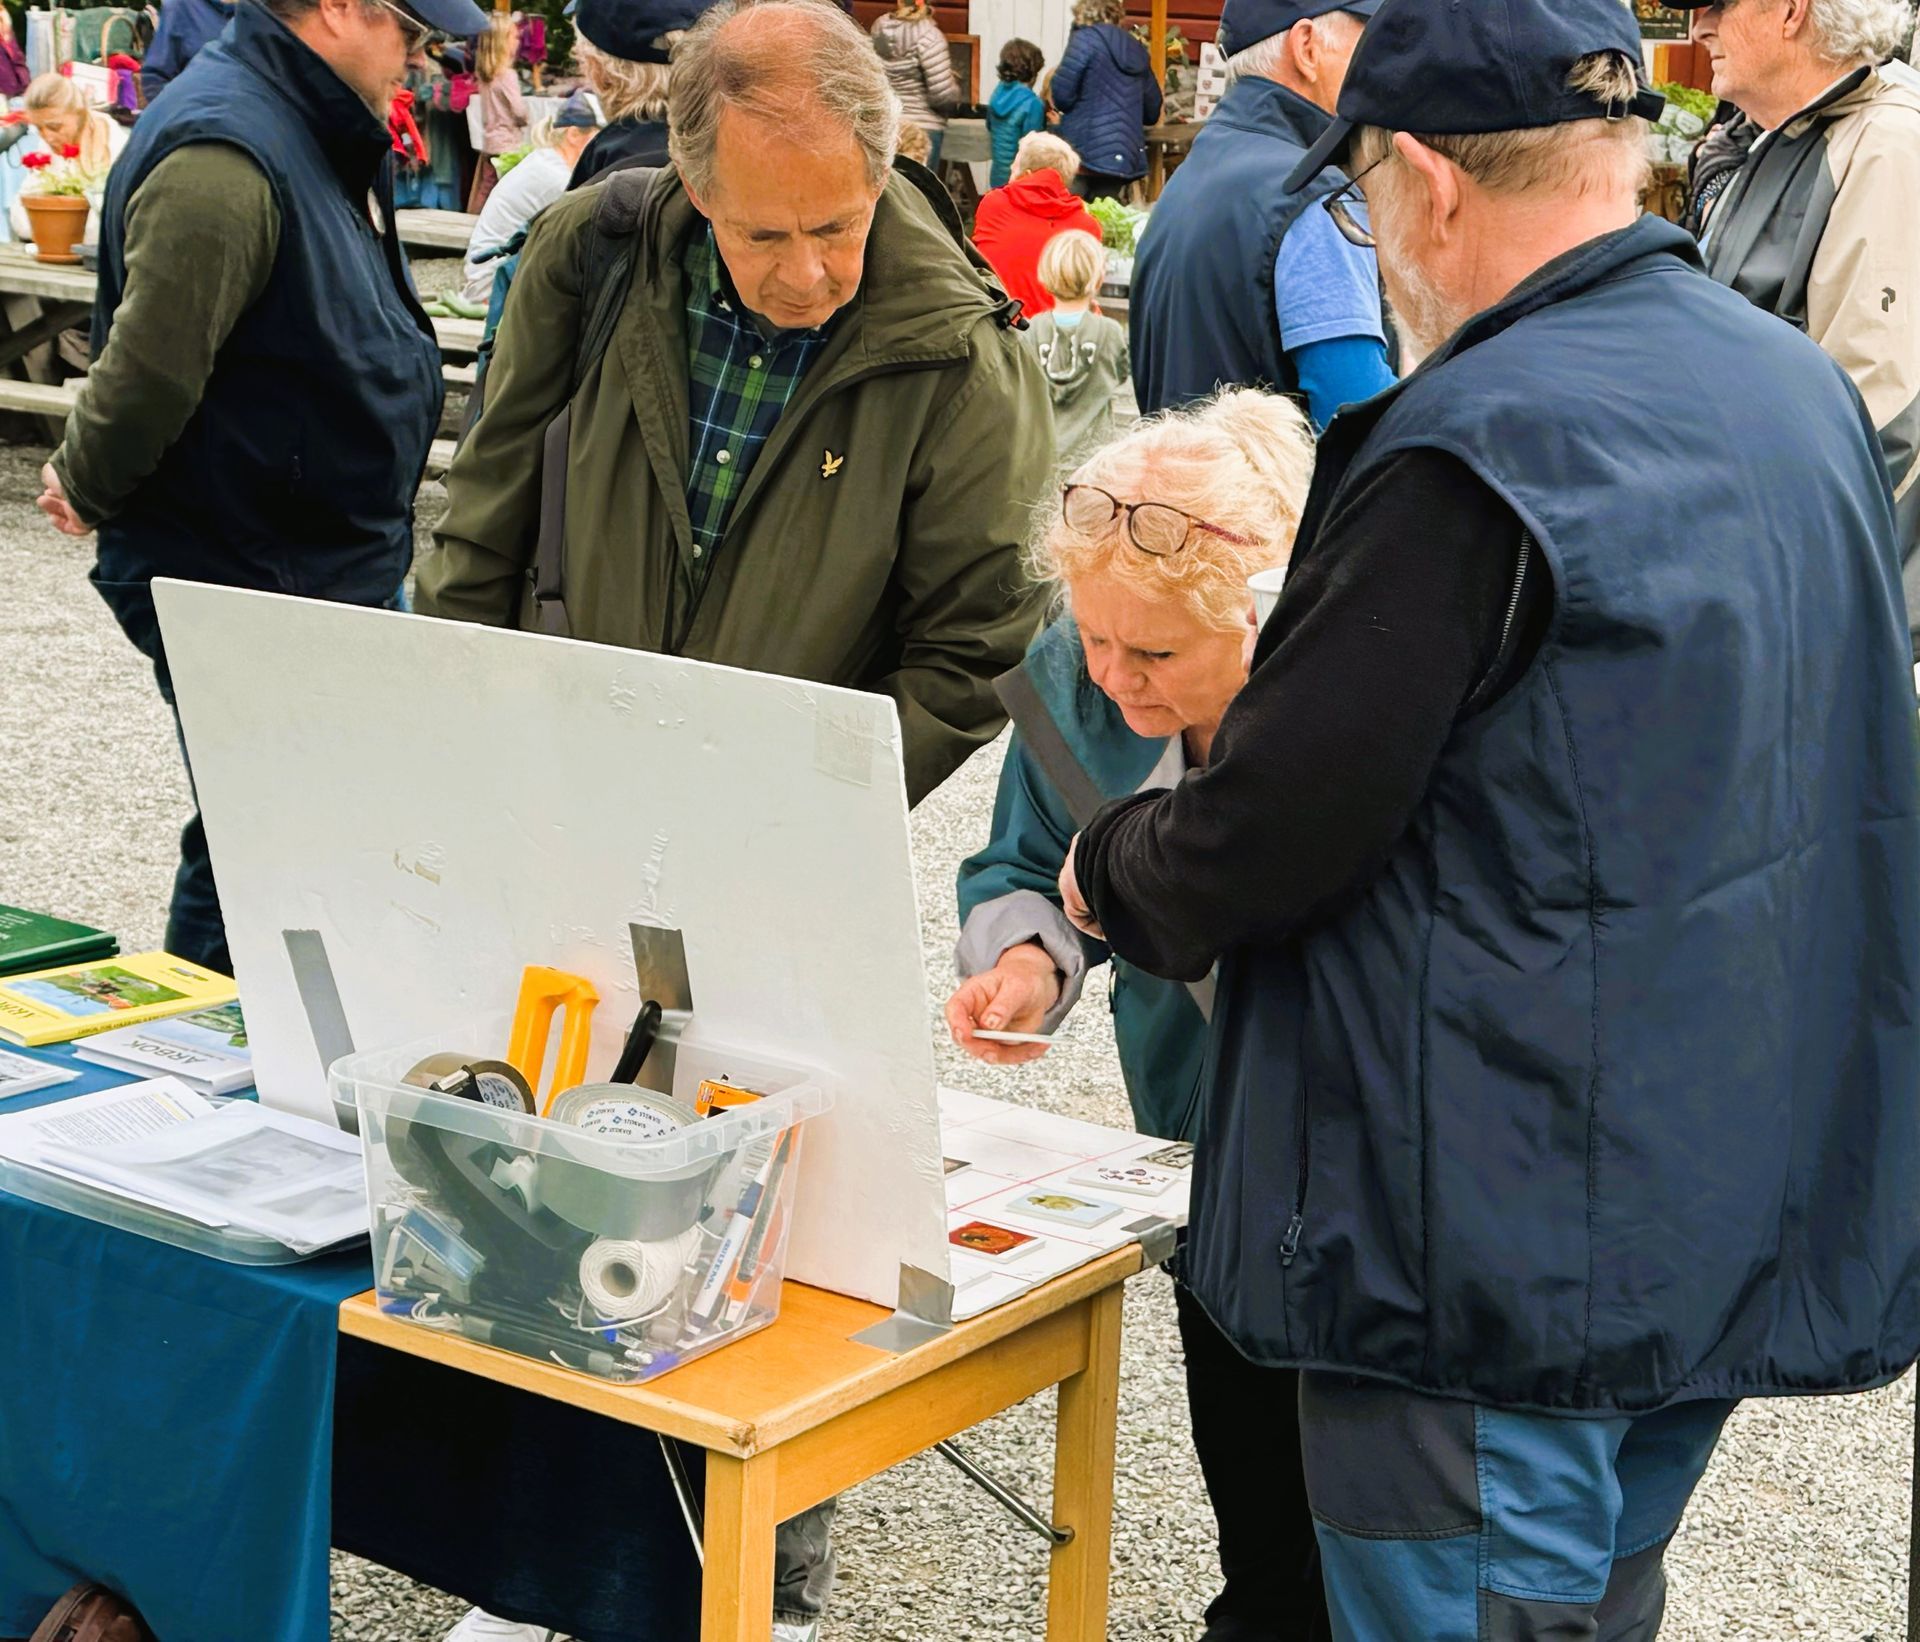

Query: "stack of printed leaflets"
left=75, top=1000, right=253, bottom=1096
left=0, top=1078, right=365, bottom=1257
left=938, top=1087, right=1193, bottom=1321
left=0, top=952, right=235, bottom=1047
left=0, top=1046, right=80, bottom=1102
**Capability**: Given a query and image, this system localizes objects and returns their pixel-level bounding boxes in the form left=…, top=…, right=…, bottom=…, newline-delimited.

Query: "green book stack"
left=0, top=905, right=119, bottom=978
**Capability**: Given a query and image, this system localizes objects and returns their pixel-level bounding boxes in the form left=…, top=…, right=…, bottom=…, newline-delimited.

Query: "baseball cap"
left=1216, top=0, right=1383, bottom=57
left=405, top=0, right=488, bottom=38
left=1284, top=0, right=1669, bottom=190
left=554, top=89, right=602, bottom=127
left=568, top=0, right=715, bottom=62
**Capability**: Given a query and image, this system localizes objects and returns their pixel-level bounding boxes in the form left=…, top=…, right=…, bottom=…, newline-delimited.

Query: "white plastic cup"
left=1249, top=568, right=1289, bottom=630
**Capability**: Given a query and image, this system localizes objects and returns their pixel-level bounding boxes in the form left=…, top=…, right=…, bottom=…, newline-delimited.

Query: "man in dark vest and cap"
left=1129, top=0, right=1392, bottom=426
left=35, top=0, right=484, bottom=977
left=1062, top=0, right=1920, bottom=1632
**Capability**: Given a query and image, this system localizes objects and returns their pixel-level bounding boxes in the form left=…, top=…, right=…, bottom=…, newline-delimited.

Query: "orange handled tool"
left=505, top=965, right=600, bottom=1114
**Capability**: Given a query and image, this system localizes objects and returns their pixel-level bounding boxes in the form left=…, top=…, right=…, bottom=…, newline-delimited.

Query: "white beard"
left=1374, top=207, right=1470, bottom=367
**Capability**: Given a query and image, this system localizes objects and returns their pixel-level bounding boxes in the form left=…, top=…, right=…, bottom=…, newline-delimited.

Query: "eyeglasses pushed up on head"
left=1061, top=483, right=1258, bottom=558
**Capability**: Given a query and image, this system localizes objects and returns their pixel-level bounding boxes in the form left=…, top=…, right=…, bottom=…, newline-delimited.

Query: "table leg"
left=701, top=1450, right=778, bottom=1642
left=1045, top=1284, right=1123, bottom=1642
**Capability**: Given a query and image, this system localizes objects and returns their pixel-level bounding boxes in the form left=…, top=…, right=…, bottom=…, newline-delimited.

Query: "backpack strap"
left=994, top=661, right=1214, bottom=1022
left=527, top=167, right=658, bottom=636
left=994, top=664, right=1106, bottom=831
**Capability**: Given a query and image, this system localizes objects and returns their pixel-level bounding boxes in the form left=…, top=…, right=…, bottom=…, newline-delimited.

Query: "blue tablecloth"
left=0, top=1042, right=369, bottom=1642
left=0, top=1044, right=702, bottom=1642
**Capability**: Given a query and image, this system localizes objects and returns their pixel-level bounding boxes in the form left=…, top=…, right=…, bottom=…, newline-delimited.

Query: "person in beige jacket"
left=1683, top=0, right=1920, bottom=652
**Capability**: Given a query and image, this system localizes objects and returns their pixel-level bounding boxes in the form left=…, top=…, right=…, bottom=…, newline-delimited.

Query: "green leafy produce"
left=1655, top=81, right=1720, bottom=123
left=1087, top=196, right=1143, bottom=256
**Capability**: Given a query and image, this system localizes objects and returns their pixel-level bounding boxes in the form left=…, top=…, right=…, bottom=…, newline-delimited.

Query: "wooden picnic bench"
left=395, top=208, right=478, bottom=254
left=0, top=245, right=481, bottom=454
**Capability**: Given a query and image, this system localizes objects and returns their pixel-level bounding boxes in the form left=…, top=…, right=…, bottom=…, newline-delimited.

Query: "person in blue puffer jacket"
left=140, top=0, right=235, bottom=104
left=948, top=389, right=1333, bottom=1642
left=1049, top=0, right=1161, bottom=200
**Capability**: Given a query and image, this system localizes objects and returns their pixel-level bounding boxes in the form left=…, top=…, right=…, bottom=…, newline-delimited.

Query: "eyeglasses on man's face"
left=1061, top=484, right=1259, bottom=558
left=1323, top=153, right=1388, bottom=250
left=369, top=0, right=435, bottom=54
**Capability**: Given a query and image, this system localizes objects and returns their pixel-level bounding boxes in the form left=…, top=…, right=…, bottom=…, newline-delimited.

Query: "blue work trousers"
left=1299, top=1373, right=1733, bottom=1641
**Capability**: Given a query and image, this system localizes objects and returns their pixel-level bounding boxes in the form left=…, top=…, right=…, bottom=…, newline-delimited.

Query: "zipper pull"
left=1280, top=1213, right=1304, bottom=1267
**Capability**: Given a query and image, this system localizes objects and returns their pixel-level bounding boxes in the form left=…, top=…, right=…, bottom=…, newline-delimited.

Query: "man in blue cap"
left=1129, top=0, right=1392, bottom=427
left=35, top=0, right=485, bottom=977
left=1060, top=0, right=1920, bottom=1633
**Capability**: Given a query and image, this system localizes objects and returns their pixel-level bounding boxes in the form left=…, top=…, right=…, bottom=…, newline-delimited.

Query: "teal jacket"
left=955, top=616, right=1210, bottom=1143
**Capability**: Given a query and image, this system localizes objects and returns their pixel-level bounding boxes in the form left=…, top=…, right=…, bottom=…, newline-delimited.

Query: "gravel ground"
left=0, top=436, right=1910, bottom=1640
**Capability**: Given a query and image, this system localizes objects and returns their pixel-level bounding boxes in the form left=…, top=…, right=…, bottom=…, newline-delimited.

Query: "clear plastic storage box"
left=330, top=1021, right=832, bottom=1382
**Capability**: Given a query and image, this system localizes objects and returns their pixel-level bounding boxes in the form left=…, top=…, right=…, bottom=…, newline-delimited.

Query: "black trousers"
left=1174, top=1278, right=1332, bottom=1642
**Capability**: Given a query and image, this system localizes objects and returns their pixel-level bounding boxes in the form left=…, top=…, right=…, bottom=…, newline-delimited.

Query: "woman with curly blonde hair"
left=948, top=386, right=1329, bottom=1641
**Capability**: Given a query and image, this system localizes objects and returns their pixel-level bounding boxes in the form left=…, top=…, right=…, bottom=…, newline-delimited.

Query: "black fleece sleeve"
left=1076, top=445, right=1545, bottom=981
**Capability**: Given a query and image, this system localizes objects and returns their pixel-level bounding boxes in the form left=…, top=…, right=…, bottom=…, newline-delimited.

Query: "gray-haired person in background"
left=423, top=4, right=1051, bottom=1634
left=1678, top=0, right=1920, bottom=656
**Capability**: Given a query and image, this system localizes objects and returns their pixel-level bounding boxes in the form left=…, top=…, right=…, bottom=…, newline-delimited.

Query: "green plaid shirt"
left=682, top=227, right=834, bottom=564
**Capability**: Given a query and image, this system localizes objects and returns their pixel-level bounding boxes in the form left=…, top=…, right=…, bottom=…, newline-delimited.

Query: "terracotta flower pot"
left=21, top=194, right=89, bottom=265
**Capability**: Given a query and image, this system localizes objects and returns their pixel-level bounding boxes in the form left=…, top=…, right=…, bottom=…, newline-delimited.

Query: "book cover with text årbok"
left=0, top=954, right=237, bottom=1047
left=75, top=1000, right=253, bottom=1095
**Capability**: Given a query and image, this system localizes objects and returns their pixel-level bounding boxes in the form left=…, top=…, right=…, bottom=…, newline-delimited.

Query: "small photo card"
left=942, top=1156, right=970, bottom=1176
left=1070, top=1161, right=1178, bottom=1198
left=949, top=1220, right=1043, bottom=1260
left=1004, top=1188, right=1123, bottom=1230
left=1138, top=1141, right=1196, bottom=1171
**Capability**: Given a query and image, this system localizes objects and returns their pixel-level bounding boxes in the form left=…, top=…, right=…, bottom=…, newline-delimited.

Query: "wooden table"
left=340, top=1244, right=1143, bottom=1641
left=1143, top=120, right=1203, bottom=201
left=0, top=245, right=482, bottom=465
left=395, top=208, right=479, bottom=254
left=0, top=246, right=486, bottom=356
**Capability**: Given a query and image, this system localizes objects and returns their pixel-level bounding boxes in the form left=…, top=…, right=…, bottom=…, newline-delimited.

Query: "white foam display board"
left=151, top=582, right=950, bottom=1309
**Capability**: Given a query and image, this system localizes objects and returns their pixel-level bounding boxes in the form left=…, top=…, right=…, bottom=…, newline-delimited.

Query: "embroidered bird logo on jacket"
left=821, top=450, right=845, bottom=479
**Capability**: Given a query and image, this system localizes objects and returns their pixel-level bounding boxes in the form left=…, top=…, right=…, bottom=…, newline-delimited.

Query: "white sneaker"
left=771, top=1623, right=820, bottom=1642
left=443, top=1608, right=568, bottom=1642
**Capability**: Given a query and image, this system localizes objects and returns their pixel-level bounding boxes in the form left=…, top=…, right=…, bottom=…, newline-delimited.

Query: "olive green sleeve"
left=51, top=142, right=279, bottom=526
left=888, top=320, right=1055, bottom=804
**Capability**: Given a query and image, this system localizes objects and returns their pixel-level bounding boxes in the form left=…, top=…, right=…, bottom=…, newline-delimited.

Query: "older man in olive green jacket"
left=419, top=0, right=1053, bottom=807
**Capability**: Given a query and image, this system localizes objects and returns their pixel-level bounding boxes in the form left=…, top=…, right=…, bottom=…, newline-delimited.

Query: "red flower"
left=20, top=152, right=49, bottom=169
left=58, top=144, right=79, bottom=159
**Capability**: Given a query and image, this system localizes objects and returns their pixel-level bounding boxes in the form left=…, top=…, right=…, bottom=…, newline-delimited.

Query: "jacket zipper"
left=1281, top=1078, right=1309, bottom=1266
left=1497, top=530, right=1535, bottom=659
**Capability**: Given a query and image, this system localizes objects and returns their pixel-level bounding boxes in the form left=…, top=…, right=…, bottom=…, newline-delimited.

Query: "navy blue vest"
left=1186, top=217, right=1920, bottom=1412
left=93, top=3, right=441, bottom=607
left=1129, top=77, right=1336, bottom=417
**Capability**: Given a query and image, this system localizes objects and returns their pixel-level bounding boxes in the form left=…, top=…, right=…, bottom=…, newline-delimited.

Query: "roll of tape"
left=403, top=1052, right=536, bottom=1114
left=549, top=1083, right=695, bottom=1141
left=579, top=1225, right=705, bottom=1320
